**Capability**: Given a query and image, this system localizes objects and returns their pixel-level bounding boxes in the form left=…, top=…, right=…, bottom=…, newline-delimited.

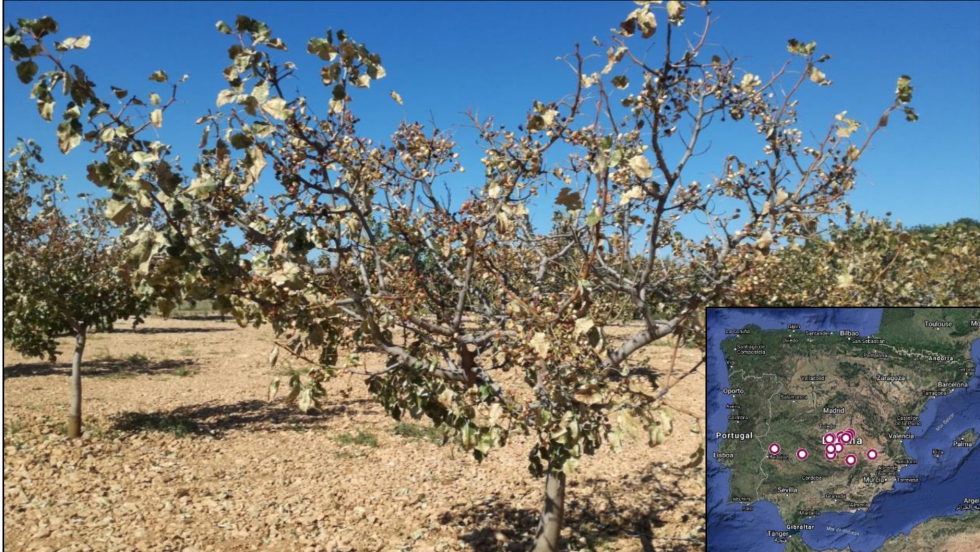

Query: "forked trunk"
left=532, top=471, right=566, bottom=552
left=67, top=326, right=86, bottom=438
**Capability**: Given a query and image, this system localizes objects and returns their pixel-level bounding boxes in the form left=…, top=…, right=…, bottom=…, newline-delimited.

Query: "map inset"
left=706, top=308, right=980, bottom=552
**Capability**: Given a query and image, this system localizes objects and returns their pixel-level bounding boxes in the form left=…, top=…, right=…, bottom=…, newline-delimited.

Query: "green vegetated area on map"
left=718, top=308, right=980, bottom=526
left=953, top=428, right=978, bottom=447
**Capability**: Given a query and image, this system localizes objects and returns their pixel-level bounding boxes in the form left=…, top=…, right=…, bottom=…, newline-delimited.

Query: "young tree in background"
left=5, top=2, right=918, bottom=548
left=3, top=140, right=151, bottom=438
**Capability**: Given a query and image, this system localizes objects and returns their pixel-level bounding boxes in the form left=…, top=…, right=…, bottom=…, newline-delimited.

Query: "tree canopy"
left=5, top=3, right=928, bottom=548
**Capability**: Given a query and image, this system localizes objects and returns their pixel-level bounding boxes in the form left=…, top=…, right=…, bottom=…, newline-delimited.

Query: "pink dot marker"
left=845, top=428, right=856, bottom=438
left=845, top=454, right=857, bottom=466
left=769, top=443, right=781, bottom=455
left=824, top=433, right=836, bottom=445
left=867, top=449, right=878, bottom=460
left=841, top=433, right=852, bottom=444
left=826, top=444, right=836, bottom=454
left=836, top=432, right=845, bottom=443
left=835, top=443, right=844, bottom=453
left=826, top=452, right=837, bottom=461
left=797, top=448, right=808, bottom=460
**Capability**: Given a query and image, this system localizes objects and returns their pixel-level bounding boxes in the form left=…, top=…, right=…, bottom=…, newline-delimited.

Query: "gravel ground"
left=3, top=316, right=706, bottom=552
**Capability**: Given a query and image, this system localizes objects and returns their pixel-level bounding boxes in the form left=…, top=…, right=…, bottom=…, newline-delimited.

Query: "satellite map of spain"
left=707, top=308, right=980, bottom=551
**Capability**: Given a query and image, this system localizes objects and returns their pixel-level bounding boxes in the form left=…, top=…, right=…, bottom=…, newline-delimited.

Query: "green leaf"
left=787, top=39, right=817, bottom=56
left=268, top=377, right=280, bottom=400
left=148, top=70, right=168, bottom=83
left=111, top=86, right=128, bottom=99
left=246, top=18, right=271, bottom=42
left=902, top=105, right=918, bottom=123
left=308, top=37, right=338, bottom=61
left=150, top=109, right=162, bottom=128
left=16, top=60, right=38, bottom=84
left=585, top=207, right=602, bottom=227
left=234, top=15, right=254, bottom=33
left=20, top=16, right=58, bottom=38
left=3, top=25, right=20, bottom=46
left=216, top=20, right=232, bottom=34
left=895, top=75, right=914, bottom=103
left=611, top=75, right=629, bottom=89
left=149, top=92, right=161, bottom=106
left=389, top=90, right=403, bottom=105
left=229, top=133, right=253, bottom=149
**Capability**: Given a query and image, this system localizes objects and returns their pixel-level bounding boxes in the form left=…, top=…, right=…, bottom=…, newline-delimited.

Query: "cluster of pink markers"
left=766, top=428, right=879, bottom=466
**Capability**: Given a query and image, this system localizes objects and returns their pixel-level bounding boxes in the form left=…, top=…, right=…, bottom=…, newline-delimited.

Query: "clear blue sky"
left=4, top=1, right=979, bottom=234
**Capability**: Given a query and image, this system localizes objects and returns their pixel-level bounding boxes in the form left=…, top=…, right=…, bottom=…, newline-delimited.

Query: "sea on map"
left=706, top=308, right=980, bottom=552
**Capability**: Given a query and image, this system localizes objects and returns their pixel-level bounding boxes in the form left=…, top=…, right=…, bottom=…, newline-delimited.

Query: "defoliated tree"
left=6, top=3, right=917, bottom=548
left=3, top=140, right=150, bottom=438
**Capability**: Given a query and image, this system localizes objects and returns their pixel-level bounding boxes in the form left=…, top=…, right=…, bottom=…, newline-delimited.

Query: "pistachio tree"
left=3, top=140, right=150, bottom=438
left=5, top=3, right=917, bottom=548
left=733, top=217, right=980, bottom=307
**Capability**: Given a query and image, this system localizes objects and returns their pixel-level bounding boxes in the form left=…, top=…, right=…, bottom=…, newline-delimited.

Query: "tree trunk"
left=532, top=471, right=566, bottom=552
left=67, top=326, right=86, bottom=438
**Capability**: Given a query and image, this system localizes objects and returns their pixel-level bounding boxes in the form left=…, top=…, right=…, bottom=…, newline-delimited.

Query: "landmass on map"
left=717, top=307, right=979, bottom=534
left=801, top=512, right=980, bottom=552
left=832, top=511, right=980, bottom=552
left=952, top=428, right=977, bottom=448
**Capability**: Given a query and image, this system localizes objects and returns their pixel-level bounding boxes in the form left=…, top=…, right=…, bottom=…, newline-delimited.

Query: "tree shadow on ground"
left=109, top=397, right=376, bottom=438
left=2, top=357, right=198, bottom=379
left=438, top=461, right=705, bottom=552
left=164, top=313, right=230, bottom=322
left=105, top=325, right=232, bottom=334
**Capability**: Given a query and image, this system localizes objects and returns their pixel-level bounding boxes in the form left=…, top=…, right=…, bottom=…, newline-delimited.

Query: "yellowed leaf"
left=628, top=155, right=653, bottom=179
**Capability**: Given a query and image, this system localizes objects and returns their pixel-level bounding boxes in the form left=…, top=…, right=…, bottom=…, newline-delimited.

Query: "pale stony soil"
left=3, top=317, right=706, bottom=552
